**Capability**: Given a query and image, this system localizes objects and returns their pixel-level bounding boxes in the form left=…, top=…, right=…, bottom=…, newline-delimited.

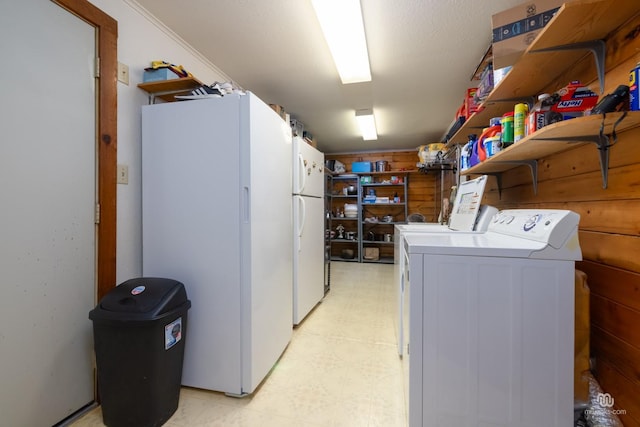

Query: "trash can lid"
left=90, top=277, right=190, bottom=321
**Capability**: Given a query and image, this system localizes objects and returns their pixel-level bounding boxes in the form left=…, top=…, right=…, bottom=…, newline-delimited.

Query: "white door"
left=0, top=1, right=97, bottom=425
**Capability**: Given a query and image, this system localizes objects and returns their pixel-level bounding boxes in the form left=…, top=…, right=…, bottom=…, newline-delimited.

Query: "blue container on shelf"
left=352, top=162, right=372, bottom=173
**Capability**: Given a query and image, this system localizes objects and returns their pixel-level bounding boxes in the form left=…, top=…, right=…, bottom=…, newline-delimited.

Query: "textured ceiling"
left=134, top=0, right=527, bottom=154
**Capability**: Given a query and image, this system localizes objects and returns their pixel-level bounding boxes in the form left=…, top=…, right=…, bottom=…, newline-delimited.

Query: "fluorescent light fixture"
left=355, top=109, right=377, bottom=140
left=311, top=0, right=371, bottom=84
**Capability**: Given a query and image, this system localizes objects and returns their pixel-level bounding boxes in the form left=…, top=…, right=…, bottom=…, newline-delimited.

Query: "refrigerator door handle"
left=296, top=152, right=306, bottom=194
left=243, top=186, right=250, bottom=223
left=295, top=195, right=305, bottom=252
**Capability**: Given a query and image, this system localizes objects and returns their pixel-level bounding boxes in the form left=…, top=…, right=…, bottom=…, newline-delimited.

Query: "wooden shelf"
left=462, top=111, right=640, bottom=191
left=137, top=76, right=203, bottom=103
left=447, top=0, right=640, bottom=147
left=462, top=112, right=640, bottom=175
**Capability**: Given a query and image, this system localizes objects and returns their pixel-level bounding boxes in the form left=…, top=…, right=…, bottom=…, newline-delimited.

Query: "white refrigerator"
left=142, top=93, right=293, bottom=396
left=292, top=136, right=325, bottom=325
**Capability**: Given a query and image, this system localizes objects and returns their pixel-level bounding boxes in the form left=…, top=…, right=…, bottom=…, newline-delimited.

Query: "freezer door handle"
left=295, top=152, right=306, bottom=194
left=243, top=186, right=250, bottom=223
left=295, top=195, right=305, bottom=252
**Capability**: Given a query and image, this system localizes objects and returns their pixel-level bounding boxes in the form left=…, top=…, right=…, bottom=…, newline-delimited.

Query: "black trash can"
left=89, top=277, right=191, bottom=427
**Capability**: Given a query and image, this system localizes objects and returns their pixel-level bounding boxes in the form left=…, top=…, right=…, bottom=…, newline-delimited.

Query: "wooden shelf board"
left=447, top=0, right=640, bottom=147
left=462, top=111, right=640, bottom=175
left=137, top=76, right=203, bottom=102
left=527, top=0, right=639, bottom=52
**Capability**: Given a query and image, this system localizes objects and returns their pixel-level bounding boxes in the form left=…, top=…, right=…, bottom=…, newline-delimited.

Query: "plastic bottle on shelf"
left=477, top=123, right=501, bottom=161
left=526, top=93, right=552, bottom=135
left=513, top=103, right=529, bottom=142
left=460, top=135, right=474, bottom=170
left=468, top=134, right=480, bottom=167
left=484, top=135, right=501, bottom=157
left=630, top=62, right=640, bottom=111
left=501, top=112, right=514, bottom=147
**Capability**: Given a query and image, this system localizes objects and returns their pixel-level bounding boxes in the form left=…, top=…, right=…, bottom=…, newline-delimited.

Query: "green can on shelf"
left=501, top=111, right=514, bottom=147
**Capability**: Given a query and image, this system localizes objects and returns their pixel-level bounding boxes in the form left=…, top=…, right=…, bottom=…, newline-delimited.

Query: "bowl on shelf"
left=344, top=203, right=358, bottom=217
left=341, top=249, right=355, bottom=259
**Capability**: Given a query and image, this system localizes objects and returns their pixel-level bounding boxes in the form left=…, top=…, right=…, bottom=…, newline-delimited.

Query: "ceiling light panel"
left=311, top=0, right=372, bottom=84
left=355, top=109, right=378, bottom=140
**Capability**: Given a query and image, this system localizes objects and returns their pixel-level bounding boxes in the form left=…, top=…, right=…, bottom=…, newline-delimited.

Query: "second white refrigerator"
left=292, top=137, right=325, bottom=325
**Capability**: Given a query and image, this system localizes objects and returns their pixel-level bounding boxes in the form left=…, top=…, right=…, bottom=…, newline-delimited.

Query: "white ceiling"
left=134, top=0, right=527, bottom=154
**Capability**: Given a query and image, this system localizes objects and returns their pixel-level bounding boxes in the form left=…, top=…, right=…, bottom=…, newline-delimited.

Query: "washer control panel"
left=489, top=209, right=580, bottom=248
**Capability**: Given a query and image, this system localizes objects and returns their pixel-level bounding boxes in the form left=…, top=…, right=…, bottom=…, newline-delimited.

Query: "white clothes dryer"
left=404, top=209, right=581, bottom=427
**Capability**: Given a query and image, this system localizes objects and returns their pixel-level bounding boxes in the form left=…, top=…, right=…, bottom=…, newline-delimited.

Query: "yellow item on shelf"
left=145, top=61, right=192, bottom=78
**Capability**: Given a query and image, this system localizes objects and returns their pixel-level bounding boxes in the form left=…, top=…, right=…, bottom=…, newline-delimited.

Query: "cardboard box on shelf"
left=491, top=0, right=563, bottom=69
left=363, top=247, right=379, bottom=261
left=142, top=68, right=182, bottom=83
left=525, top=81, right=598, bottom=134
left=476, top=64, right=494, bottom=102
left=549, top=81, right=599, bottom=113
left=465, top=88, right=481, bottom=118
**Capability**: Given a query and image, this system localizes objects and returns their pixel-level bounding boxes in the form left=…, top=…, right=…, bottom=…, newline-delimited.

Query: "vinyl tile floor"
left=71, top=262, right=406, bottom=427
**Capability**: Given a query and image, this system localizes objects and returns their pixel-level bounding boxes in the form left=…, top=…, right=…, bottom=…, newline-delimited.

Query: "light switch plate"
left=117, top=62, right=129, bottom=85
left=117, top=164, right=129, bottom=184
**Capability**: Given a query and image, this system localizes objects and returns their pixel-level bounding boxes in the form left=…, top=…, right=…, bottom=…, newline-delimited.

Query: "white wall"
left=88, top=0, right=232, bottom=283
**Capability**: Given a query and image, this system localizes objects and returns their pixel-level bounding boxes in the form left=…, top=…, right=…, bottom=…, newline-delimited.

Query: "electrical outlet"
left=117, top=164, right=129, bottom=184
left=117, top=62, right=129, bottom=85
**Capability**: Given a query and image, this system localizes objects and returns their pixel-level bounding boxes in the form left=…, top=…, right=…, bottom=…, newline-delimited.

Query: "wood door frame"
left=52, top=0, right=117, bottom=301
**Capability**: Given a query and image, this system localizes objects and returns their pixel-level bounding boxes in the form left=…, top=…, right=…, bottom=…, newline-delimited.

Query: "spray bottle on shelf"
left=460, top=135, right=473, bottom=170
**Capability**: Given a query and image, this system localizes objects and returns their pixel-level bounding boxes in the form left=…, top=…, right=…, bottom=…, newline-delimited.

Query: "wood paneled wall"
left=327, top=11, right=640, bottom=425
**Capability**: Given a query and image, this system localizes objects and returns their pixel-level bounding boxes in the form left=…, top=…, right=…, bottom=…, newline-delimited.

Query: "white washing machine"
left=394, top=175, right=497, bottom=357
left=404, top=209, right=581, bottom=427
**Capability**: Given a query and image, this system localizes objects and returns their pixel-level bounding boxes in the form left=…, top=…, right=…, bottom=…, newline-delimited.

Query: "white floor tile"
left=71, top=262, right=407, bottom=426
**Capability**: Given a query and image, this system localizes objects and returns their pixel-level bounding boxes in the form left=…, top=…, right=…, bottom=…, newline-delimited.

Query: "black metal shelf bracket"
left=529, top=39, right=606, bottom=93
left=531, top=134, right=610, bottom=189
left=483, top=159, right=538, bottom=198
